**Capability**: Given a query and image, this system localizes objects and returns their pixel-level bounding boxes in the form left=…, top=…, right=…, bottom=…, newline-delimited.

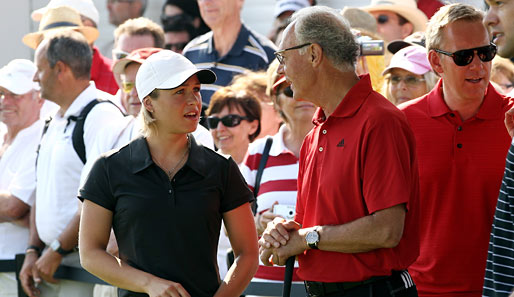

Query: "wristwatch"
left=50, top=239, right=75, bottom=256
left=305, top=227, right=320, bottom=249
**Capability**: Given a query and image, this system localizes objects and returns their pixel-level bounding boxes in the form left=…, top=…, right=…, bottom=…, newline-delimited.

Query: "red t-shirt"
left=399, top=80, right=514, bottom=296
left=296, top=74, right=420, bottom=282
left=91, top=46, right=119, bottom=95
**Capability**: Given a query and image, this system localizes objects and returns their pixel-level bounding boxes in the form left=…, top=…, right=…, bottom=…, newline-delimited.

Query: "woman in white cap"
left=382, top=45, right=438, bottom=105
left=78, top=50, right=258, bottom=297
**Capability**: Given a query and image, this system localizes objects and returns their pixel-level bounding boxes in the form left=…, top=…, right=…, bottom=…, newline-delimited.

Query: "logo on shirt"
left=337, top=138, right=344, bottom=147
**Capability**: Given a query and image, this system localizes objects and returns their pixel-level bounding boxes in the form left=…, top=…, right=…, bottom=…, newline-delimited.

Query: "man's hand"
left=258, top=218, right=303, bottom=266
left=20, top=252, right=41, bottom=297
left=34, top=249, right=62, bottom=284
left=259, top=218, right=300, bottom=249
left=506, top=108, right=514, bottom=138
left=145, top=277, right=191, bottom=297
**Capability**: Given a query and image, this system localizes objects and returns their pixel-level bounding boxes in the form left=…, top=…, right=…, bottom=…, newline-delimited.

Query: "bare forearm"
left=215, top=249, right=258, bottom=297
left=0, top=191, right=30, bottom=222
left=80, top=249, right=154, bottom=294
left=28, top=204, right=44, bottom=248
left=315, top=204, right=406, bottom=253
left=57, top=212, right=80, bottom=251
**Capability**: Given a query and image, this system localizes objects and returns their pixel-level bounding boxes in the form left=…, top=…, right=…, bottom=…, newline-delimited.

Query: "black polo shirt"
left=79, top=136, right=253, bottom=297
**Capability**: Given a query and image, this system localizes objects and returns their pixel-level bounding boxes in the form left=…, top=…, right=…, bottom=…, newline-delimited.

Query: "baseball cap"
left=112, top=48, right=163, bottom=75
left=387, top=31, right=426, bottom=54
left=274, top=0, right=310, bottom=18
left=31, top=0, right=100, bottom=26
left=0, top=59, right=40, bottom=95
left=382, top=45, right=431, bottom=76
left=136, top=50, right=216, bottom=101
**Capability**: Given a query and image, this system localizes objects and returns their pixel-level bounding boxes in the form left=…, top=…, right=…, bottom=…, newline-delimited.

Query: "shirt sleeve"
left=220, top=158, right=254, bottom=213
left=8, top=150, right=37, bottom=206
left=78, top=156, right=116, bottom=211
left=361, top=114, right=418, bottom=214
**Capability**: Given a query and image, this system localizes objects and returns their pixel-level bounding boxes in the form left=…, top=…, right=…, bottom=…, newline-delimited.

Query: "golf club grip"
left=282, top=256, right=295, bottom=297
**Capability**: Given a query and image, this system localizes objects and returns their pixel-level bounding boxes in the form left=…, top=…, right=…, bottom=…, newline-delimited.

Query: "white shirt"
left=0, top=122, right=6, bottom=147
left=0, top=120, right=43, bottom=259
left=36, top=83, right=126, bottom=245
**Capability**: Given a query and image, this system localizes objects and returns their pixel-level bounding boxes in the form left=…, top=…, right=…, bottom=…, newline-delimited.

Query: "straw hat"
left=362, top=0, right=428, bottom=33
left=341, top=7, right=378, bottom=39
left=23, top=6, right=99, bottom=49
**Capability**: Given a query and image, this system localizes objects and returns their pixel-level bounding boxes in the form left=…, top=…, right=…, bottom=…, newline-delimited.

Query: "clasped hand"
left=258, top=217, right=305, bottom=266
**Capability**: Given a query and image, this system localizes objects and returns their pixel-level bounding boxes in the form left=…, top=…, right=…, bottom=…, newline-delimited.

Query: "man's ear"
left=310, top=43, right=323, bottom=67
left=401, top=22, right=414, bottom=39
left=428, top=50, right=443, bottom=75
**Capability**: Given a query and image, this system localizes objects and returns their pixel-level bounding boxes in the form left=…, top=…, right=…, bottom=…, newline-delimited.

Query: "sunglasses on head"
left=206, top=114, right=250, bottom=129
left=434, top=43, right=497, bottom=66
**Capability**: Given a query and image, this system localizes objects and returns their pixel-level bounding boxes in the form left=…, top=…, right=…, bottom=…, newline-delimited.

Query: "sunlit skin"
left=120, top=63, right=141, bottom=116
left=429, top=20, right=492, bottom=112
left=33, top=43, right=58, bottom=105
left=387, top=68, right=428, bottom=105
left=0, top=88, right=43, bottom=140
left=197, top=0, right=244, bottom=30
left=143, top=75, right=202, bottom=136
left=107, top=0, right=142, bottom=26
left=209, top=105, right=258, bottom=164
left=484, top=0, right=514, bottom=58
left=370, top=10, right=413, bottom=42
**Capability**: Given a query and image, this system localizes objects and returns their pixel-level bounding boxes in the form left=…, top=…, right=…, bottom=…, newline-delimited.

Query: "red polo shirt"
left=399, top=80, right=514, bottom=296
left=295, top=74, right=420, bottom=282
left=91, top=46, right=119, bottom=95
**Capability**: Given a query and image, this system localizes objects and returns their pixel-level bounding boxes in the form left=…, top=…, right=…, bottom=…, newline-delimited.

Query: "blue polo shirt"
left=183, top=23, right=276, bottom=103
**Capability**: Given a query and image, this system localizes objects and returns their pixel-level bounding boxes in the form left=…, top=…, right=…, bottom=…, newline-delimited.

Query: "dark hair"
left=397, top=13, right=409, bottom=26
left=46, top=30, right=92, bottom=80
left=162, top=14, right=197, bottom=39
left=206, top=87, right=262, bottom=142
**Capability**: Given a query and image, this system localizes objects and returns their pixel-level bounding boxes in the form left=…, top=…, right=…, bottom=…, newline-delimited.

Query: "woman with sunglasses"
left=78, top=50, right=258, bottom=297
left=382, top=45, right=438, bottom=105
left=206, top=87, right=261, bottom=164
left=239, top=59, right=316, bottom=283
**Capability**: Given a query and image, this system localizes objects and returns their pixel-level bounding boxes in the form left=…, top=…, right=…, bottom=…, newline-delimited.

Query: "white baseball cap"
left=0, top=59, right=40, bottom=95
left=31, top=0, right=100, bottom=26
left=136, top=50, right=216, bottom=102
left=274, top=0, right=310, bottom=18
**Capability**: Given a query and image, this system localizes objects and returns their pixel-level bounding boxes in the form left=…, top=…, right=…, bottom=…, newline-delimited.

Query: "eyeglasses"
left=277, top=85, right=293, bottom=97
left=107, top=0, right=134, bottom=4
left=0, top=91, right=22, bottom=100
left=274, top=43, right=312, bottom=64
left=113, top=49, right=130, bottom=60
left=433, top=43, right=497, bottom=66
left=377, top=14, right=389, bottom=24
left=122, top=81, right=135, bottom=94
left=389, top=75, right=426, bottom=86
left=165, top=42, right=189, bottom=52
left=205, top=114, right=250, bottom=129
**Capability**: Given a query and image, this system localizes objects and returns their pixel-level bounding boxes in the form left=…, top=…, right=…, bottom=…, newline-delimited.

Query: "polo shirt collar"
left=313, top=74, right=372, bottom=125
left=130, top=135, right=208, bottom=177
left=207, top=23, right=248, bottom=57
left=61, top=82, right=98, bottom=119
left=428, top=79, right=505, bottom=120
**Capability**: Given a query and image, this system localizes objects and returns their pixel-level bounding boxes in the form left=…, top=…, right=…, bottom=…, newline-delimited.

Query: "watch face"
left=50, top=240, right=60, bottom=251
left=306, top=230, right=319, bottom=244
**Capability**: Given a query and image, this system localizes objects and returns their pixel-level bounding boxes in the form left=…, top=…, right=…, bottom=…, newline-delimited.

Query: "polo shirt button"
left=457, top=143, right=463, bottom=148
left=168, top=190, right=172, bottom=194
left=450, top=113, right=455, bottom=117
left=457, top=126, right=462, bottom=131
left=322, top=129, right=327, bottom=134
left=319, top=147, right=323, bottom=152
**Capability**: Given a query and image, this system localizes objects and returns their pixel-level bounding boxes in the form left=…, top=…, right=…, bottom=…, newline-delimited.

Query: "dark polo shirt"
left=79, top=135, right=253, bottom=297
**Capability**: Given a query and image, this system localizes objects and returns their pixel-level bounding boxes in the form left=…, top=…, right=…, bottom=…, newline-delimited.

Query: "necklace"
left=155, top=135, right=191, bottom=180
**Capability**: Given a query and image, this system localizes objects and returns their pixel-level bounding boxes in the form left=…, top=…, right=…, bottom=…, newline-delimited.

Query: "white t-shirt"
left=36, top=83, right=126, bottom=245
left=0, top=120, right=43, bottom=259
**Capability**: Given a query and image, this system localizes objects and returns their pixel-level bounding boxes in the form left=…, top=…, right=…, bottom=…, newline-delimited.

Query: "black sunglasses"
left=205, top=114, right=250, bottom=129
left=434, top=43, right=497, bottom=66
left=377, top=14, right=389, bottom=24
left=278, top=85, right=293, bottom=97
left=165, top=42, right=189, bottom=52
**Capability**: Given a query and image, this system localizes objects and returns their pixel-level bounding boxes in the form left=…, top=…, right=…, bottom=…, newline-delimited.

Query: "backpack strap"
left=251, top=136, right=273, bottom=215
left=68, top=99, right=124, bottom=164
left=35, top=117, right=53, bottom=169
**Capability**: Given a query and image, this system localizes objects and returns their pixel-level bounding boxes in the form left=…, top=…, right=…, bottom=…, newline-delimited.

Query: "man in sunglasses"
left=259, top=6, right=420, bottom=297
left=398, top=4, right=514, bottom=297
left=483, top=0, right=514, bottom=295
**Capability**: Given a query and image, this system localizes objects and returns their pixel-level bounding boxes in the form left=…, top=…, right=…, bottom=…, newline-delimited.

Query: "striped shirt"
left=182, top=24, right=276, bottom=104
left=484, top=139, right=514, bottom=297
left=240, top=125, right=301, bottom=281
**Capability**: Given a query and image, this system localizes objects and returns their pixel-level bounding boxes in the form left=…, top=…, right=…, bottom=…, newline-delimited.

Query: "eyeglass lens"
left=122, top=82, right=135, bottom=94
left=206, top=114, right=248, bottom=129
left=447, top=44, right=496, bottom=66
left=390, top=76, right=425, bottom=86
left=377, top=15, right=389, bottom=24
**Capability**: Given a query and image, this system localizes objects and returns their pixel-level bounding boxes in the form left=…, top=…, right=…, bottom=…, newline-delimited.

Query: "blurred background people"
left=106, top=0, right=146, bottom=27
left=382, top=45, right=437, bottom=105
left=161, top=0, right=209, bottom=36
left=268, top=0, right=311, bottom=44
left=240, top=59, right=315, bottom=284
left=162, top=14, right=197, bottom=54
left=230, top=70, right=283, bottom=139
left=490, top=56, right=514, bottom=95
left=363, top=0, right=428, bottom=43
left=206, top=87, right=261, bottom=165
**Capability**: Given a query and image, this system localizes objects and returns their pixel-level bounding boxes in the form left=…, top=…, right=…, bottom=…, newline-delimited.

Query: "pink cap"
left=382, top=45, right=431, bottom=76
